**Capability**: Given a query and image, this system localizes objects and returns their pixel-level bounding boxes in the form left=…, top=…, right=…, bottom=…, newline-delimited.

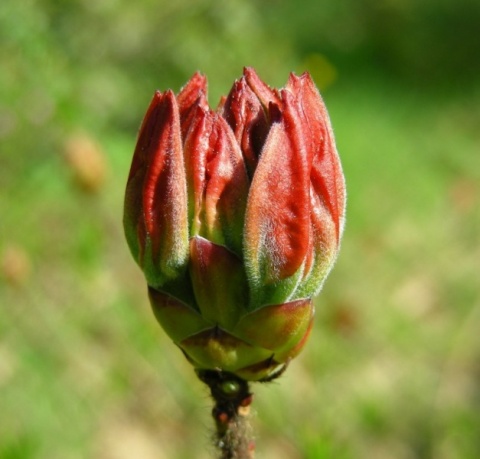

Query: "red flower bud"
left=124, top=68, right=345, bottom=380
left=124, top=90, right=189, bottom=289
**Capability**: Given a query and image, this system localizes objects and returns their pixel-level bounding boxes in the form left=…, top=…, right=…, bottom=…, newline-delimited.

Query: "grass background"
left=1, top=0, right=479, bottom=458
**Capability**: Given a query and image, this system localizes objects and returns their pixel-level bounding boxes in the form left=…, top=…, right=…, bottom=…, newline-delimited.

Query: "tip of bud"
left=243, top=67, right=280, bottom=109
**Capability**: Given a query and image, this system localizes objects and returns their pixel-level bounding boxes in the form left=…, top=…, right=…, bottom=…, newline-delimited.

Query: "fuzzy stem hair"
left=196, top=370, right=255, bottom=459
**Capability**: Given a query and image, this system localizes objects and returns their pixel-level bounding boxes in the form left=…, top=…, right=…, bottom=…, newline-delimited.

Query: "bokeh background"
left=1, top=0, right=479, bottom=458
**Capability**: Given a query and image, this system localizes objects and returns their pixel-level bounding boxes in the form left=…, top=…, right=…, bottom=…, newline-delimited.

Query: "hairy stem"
left=196, top=370, right=255, bottom=459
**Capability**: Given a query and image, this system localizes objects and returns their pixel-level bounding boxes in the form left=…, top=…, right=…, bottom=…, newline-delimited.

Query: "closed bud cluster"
left=124, top=68, right=345, bottom=381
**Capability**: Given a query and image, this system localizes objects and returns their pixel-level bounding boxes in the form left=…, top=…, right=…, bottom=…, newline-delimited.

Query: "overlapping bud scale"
left=124, top=68, right=345, bottom=381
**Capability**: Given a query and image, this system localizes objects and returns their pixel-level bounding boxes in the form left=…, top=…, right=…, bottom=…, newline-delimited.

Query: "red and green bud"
left=124, top=68, right=345, bottom=381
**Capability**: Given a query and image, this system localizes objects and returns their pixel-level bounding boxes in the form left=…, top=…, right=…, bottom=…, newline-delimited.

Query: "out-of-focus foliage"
left=259, top=0, right=480, bottom=85
left=0, top=0, right=294, bottom=138
left=1, top=0, right=479, bottom=458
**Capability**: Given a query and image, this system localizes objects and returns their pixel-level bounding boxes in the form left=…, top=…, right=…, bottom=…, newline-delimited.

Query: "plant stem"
left=196, top=370, right=255, bottom=459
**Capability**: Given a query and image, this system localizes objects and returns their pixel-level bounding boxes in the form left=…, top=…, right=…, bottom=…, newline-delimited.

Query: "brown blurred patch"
left=328, top=300, right=359, bottom=336
left=63, top=133, right=108, bottom=193
left=449, top=177, right=478, bottom=215
left=1, top=244, right=31, bottom=286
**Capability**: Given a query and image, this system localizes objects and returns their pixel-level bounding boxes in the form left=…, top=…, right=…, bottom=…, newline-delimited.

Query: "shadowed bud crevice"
left=222, top=77, right=270, bottom=176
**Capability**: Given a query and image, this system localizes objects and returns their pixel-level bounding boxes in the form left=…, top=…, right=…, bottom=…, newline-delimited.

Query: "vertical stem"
left=196, top=370, right=255, bottom=459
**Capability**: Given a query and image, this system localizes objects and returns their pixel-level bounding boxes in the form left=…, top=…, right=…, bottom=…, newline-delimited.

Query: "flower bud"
left=124, top=68, right=345, bottom=381
left=123, top=90, right=189, bottom=290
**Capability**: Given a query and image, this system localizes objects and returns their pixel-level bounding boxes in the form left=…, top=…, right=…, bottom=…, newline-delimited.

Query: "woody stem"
left=196, top=370, right=255, bottom=459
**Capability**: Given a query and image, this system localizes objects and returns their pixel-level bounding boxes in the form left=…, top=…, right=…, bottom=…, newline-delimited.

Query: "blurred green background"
left=1, top=0, right=479, bottom=458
